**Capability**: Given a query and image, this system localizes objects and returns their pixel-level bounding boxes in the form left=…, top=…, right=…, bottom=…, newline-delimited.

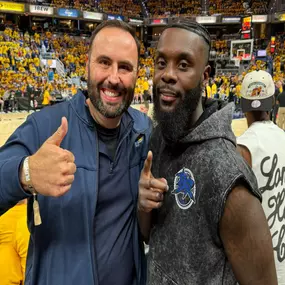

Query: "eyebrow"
left=155, top=50, right=195, bottom=62
left=96, top=55, right=135, bottom=69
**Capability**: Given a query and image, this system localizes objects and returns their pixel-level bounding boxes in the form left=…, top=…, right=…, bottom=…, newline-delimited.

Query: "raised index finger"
left=142, top=151, right=153, bottom=177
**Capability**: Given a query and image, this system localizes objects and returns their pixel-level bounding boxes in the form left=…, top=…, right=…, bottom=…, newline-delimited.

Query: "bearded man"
left=0, top=20, right=151, bottom=285
left=137, top=20, right=277, bottom=285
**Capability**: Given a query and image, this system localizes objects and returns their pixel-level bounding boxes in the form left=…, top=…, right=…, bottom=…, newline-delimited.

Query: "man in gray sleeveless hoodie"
left=137, top=20, right=278, bottom=285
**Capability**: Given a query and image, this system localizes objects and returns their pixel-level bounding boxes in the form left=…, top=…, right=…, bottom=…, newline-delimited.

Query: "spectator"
left=277, top=86, right=285, bottom=130
left=237, top=70, right=285, bottom=284
left=0, top=200, right=29, bottom=285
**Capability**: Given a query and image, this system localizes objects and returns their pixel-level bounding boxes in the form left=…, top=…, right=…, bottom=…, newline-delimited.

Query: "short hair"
left=162, top=19, right=211, bottom=63
left=250, top=110, right=271, bottom=121
left=88, top=20, right=140, bottom=59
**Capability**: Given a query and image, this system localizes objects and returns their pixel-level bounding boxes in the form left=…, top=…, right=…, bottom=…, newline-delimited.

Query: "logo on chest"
left=135, top=135, right=144, bottom=148
left=172, top=168, right=196, bottom=210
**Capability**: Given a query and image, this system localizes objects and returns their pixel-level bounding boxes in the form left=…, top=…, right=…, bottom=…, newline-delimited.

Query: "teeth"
left=104, top=90, right=118, bottom=97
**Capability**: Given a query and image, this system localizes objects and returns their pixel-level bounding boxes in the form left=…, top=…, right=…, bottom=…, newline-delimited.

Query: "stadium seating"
left=99, top=0, right=142, bottom=17
left=146, top=0, right=201, bottom=17
left=251, top=0, right=268, bottom=14
left=51, top=0, right=141, bottom=17
left=209, top=0, right=245, bottom=16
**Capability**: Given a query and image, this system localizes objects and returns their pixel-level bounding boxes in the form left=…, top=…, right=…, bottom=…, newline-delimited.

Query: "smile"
left=100, top=88, right=123, bottom=104
left=101, top=88, right=121, bottom=98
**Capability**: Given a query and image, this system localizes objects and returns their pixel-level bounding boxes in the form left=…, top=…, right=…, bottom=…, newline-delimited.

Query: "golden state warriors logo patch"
left=172, top=168, right=196, bottom=210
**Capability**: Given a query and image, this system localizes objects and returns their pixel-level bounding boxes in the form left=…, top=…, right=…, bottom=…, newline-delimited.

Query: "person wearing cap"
left=237, top=70, right=285, bottom=285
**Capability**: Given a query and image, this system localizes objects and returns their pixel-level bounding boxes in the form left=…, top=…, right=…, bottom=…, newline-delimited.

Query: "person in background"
left=206, top=81, right=211, bottom=98
left=211, top=79, right=217, bottom=98
left=48, top=68, right=54, bottom=82
left=0, top=199, right=29, bottom=285
left=271, top=80, right=282, bottom=123
left=0, top=94, right=4, bottom=113
left=237, top=70, right=285, bottom=284
left=276, top=84, right=285, bottom=130
left=42, top=87, right=51, bottom=107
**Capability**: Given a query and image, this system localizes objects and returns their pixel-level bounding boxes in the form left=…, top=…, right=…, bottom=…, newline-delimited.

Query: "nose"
left=107, top=64, right=120, bottom=86
left=161, top=63, right=177, bottom=85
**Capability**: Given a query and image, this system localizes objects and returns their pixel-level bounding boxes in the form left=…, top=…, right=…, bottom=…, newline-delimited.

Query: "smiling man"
left=0, top=20, right=152, bottom=285
left=137, top=20, right=278, bottom=285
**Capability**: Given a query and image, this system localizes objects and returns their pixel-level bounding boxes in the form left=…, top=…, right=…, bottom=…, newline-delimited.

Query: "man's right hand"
left=21, top=117, right=76, bottom=197
left=138, top=151, right=168, bottom=213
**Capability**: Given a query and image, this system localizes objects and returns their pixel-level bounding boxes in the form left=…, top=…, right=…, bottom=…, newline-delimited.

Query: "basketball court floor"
left=0, top=105, right=248, bottom=147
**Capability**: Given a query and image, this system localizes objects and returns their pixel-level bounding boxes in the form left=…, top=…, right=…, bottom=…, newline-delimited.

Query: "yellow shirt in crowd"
left=211, top=84, right=217, bottom=96
left=42, top=90, right=50, bottom=106
left=0, top=203, right=30, bottom=285
left=206, top=85, right=212, bottom=98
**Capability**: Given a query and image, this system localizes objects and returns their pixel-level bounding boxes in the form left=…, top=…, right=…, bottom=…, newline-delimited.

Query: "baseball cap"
left=240, top=70, right=275, bottom=112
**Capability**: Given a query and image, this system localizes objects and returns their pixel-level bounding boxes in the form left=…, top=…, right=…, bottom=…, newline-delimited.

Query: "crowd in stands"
left=1, top=22, right=285, bottom=114
left=99, top=0, right=142, bottom=18
left=39, top=0, right=142, bottom=18
left=0, top=26, right=154, bottom=112
left=271, top=33, right=285, bottom=83
left=29, top=0, right=272, bottom=19
left=146, top=0, right=201, bottom=17
left=0, top=26, right=83, bottom=113
left=210, top=40, right=231, bottom=59
left=251, top=0, right=268, bottom=14
left=209, top=0, right=245, bottom=16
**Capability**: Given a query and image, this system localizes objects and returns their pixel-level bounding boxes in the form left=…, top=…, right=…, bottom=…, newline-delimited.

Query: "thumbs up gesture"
left=21, top=117, right=76, bottom=197
left=138, top=151, right=168, bottom=213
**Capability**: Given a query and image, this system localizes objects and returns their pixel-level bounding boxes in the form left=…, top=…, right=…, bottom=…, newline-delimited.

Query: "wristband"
left=23, top=157, right=42, bottom=226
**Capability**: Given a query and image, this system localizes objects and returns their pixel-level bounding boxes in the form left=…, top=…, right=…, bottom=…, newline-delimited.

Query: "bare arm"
left=237, top=145, right=252, bottom=167
left=220, top=185, right=277, bottom=285
left=138, top=210, right=153, bottom=243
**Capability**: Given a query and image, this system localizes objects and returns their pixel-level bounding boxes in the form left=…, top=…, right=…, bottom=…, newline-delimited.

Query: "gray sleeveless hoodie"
left=147, top=102, right=261, bottom=285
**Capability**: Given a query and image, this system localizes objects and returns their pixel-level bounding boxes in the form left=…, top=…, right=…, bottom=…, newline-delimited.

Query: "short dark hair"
left=163, top=19, right=211, bottom=64
left=88, top=20, right=140, bottom=59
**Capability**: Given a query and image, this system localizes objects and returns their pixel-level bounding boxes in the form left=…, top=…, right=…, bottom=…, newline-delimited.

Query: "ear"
left=202, top=65, right=211, bottom=88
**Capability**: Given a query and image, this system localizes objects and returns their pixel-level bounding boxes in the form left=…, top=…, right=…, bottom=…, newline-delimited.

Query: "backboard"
left=230, top=39, right=254, bottom=61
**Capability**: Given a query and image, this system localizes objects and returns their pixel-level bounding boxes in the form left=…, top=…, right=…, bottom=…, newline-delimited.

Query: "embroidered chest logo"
left=172, top=168, right=196, bottom=210
left=135, top=135, right=144, bottom=148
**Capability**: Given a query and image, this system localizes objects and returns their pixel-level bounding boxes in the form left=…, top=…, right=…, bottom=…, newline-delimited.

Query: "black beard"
left=87, top=73, right=134, bottom=119
left=153, top=83, right=202, bottom=143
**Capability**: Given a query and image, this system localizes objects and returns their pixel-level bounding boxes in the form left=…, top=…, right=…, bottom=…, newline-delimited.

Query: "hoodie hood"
left=177, top=100, right=236, bottom=146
